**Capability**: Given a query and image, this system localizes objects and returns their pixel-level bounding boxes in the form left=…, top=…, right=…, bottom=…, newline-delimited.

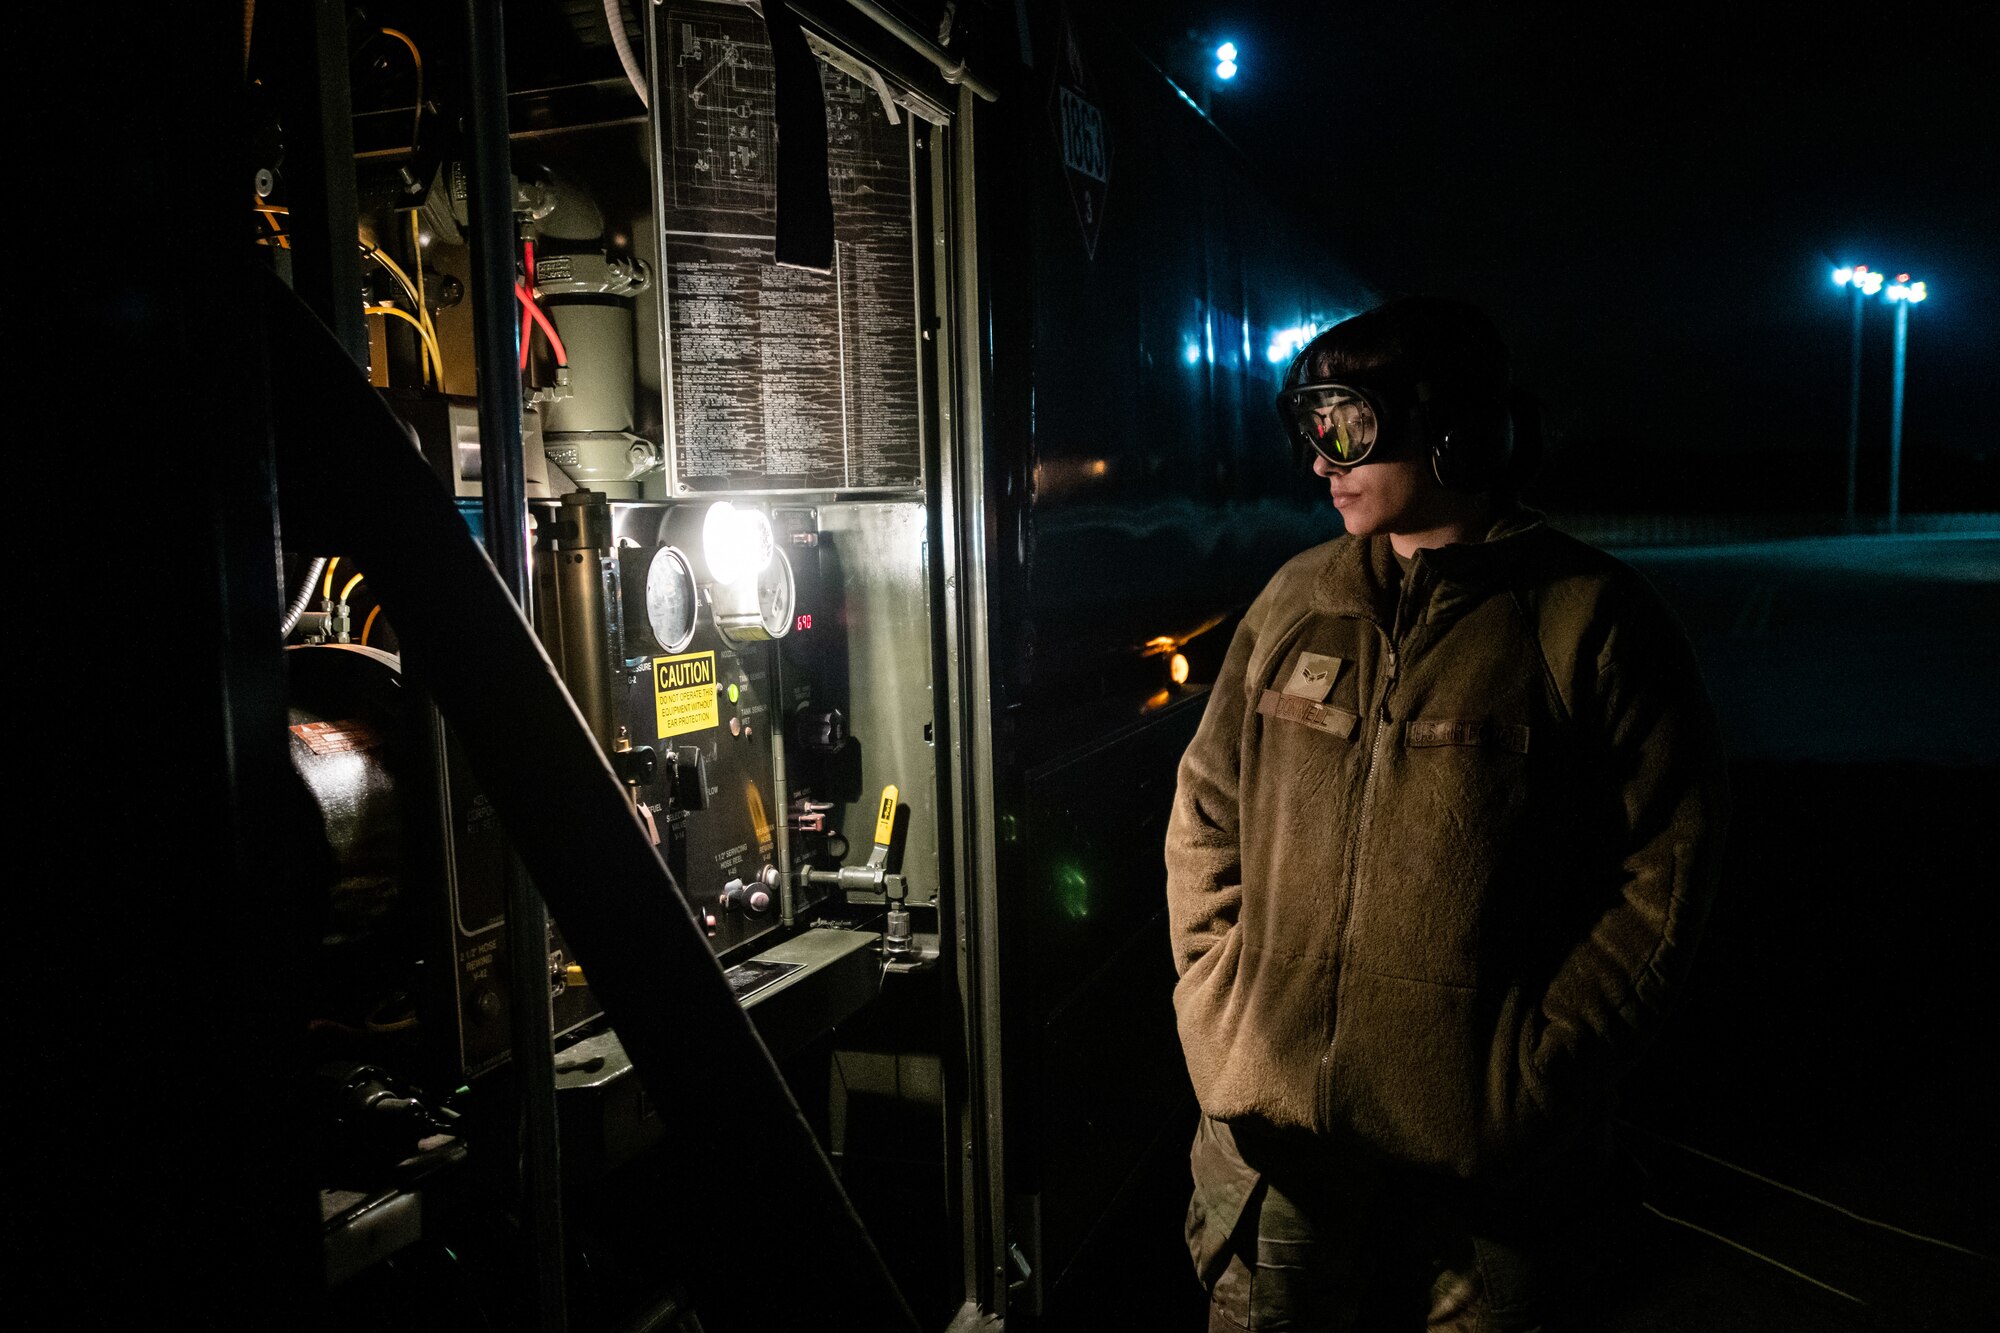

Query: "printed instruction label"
left=653, top=651, right=719, bottom=739
left=290, top=719, right=382, bottom=755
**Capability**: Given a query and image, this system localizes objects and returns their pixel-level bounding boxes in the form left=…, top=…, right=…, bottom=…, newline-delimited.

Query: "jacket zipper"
left=1319, top=571, right=1418, bottom=1130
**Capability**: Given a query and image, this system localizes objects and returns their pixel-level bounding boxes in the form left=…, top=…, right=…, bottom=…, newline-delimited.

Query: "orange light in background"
left=1170, top=652, right=1190, bottom=685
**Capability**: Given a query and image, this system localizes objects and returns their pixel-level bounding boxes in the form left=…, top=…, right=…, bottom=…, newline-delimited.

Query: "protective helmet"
left=1275, top=298, right=1524, bottom=491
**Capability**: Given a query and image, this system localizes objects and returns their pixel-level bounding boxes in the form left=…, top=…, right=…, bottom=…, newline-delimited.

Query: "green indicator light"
left=1055, top=863, right=1093, bottom=920
left=727, top=683, right=740, bottom=704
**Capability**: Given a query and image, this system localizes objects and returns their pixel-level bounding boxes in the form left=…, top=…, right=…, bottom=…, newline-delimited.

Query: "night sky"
left=1128, top=2, right=1999, bottom=513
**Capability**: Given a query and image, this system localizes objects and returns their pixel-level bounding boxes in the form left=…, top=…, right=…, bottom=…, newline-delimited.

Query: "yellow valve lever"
left=868, top=784, right=899, bottom=869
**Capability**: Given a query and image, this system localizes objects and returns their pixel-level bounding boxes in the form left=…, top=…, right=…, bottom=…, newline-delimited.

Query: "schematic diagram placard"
left=658, top=2, right=921, bottom=494
left=663, top=4, right=779, bottom=217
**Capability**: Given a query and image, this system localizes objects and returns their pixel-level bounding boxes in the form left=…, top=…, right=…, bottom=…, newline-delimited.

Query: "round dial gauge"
left=757, top=548, right=796, bottom=640
left=645, top=545, right=698, bottom=654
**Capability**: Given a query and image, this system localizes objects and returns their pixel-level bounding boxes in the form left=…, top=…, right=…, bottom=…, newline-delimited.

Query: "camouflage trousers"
left=1186, top=1117, right=1622, bottom=1333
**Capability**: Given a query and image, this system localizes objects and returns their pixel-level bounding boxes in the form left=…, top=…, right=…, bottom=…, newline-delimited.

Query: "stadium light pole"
left=1831, top=265, right=1883, bottom=527
left=1882, top=274, right=1928, bottom=533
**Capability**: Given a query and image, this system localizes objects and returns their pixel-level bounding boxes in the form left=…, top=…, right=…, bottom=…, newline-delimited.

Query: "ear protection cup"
left=1417, top=379, right=1514, bottom=490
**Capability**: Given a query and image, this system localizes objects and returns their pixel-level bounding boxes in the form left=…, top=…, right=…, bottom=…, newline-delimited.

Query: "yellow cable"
left=359, top=240, right=421, bottom=312
left=360, top=604, right=384, bottom=645
left=378, top=27, right=423, bottom=152
left=359, top=238, right=443, bottom=382
left=365, top=304, right=441, bottom=384
left=322, top=556, right=340, bottom=601
left=408, top=210, right=430, bottom=382
left=339, top=572, right=365, bottom=603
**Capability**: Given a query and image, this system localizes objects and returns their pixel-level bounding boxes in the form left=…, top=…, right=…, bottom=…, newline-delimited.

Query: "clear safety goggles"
left=1275, top=381, right=1390, bottom=469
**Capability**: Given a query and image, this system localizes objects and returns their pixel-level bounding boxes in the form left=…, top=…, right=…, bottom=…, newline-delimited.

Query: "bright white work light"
left=699, top=501, right=774, bottom=587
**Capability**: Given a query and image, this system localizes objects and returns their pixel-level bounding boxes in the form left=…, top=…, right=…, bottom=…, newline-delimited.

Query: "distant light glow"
left=1834, top=263, right=1884, bottom=295
left=1216, top=42, right=1238, bottom=62
left=1886, top=277, right=1927, bottom=304
left=1910, top=281, right=1927, bottom=303
left=1170, top=652, right=1191, bottom=685
left=1216, top=59, right=1237, bottom=80
left=1055, top=863, right=1093, bottom=920
left=1266, top=320, right=1321, bottom=364
left=1184, top=341, right=1202, bottom=366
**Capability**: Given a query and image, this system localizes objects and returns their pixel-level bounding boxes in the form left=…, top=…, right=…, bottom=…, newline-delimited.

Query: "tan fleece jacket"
left=1166, top=509, right=1727, bottom=1182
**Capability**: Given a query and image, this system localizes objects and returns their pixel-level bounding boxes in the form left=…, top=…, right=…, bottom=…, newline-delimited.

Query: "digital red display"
left=795, top=614, right=813, bottom=632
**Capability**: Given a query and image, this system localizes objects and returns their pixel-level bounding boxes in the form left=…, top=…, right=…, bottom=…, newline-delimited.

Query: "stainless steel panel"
left=817, top=500, right=942, bottom=904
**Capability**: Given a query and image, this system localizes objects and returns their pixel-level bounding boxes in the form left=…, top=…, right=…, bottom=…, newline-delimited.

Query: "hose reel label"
left=654, top=651, right=719, bottom=739
left=290, top=719, right=383, bottom=755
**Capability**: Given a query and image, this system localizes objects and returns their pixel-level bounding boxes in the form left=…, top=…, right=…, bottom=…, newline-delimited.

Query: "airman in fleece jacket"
left=1166, top=506, right=1728, bottom=1183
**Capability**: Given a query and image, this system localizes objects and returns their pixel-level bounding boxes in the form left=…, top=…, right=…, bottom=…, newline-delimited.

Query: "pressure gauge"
left=757, top=548, right=796, bottom=639
left=644, top=545, right=698, bottom=654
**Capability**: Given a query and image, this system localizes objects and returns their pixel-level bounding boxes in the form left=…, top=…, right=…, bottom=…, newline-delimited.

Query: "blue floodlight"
left=1833, top=263, right=1884, bottom=295
left=1216, top=60, right=1237, bottom=80
left=1885, top=277, right=1928, bottom=304
left=1216, top=42, right=1237, bottom=63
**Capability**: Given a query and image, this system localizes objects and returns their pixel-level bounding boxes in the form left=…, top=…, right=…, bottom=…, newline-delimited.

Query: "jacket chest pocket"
left=1344, top=716, right=1536, bottom=987
left=1398, top=716, right=1535, bottom=848
left=1405, top=718, right=1531, bottom=754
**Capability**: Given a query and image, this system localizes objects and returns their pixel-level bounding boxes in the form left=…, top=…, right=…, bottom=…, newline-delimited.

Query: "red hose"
left=518, top=240, right=535, bottom=370
left=515, top=284, right=568, bottom=365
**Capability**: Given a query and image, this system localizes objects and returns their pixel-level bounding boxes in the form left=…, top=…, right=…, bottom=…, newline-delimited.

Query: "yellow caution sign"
left=653, top=651, right=719, bottom=739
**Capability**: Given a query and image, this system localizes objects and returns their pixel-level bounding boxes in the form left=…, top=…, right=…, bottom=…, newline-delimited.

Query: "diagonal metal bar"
left=261, top=265, right=918, bottom=1333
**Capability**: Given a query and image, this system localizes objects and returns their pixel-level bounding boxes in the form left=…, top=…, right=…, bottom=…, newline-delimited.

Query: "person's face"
left=1311, top=447, right=1436, bottom=537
